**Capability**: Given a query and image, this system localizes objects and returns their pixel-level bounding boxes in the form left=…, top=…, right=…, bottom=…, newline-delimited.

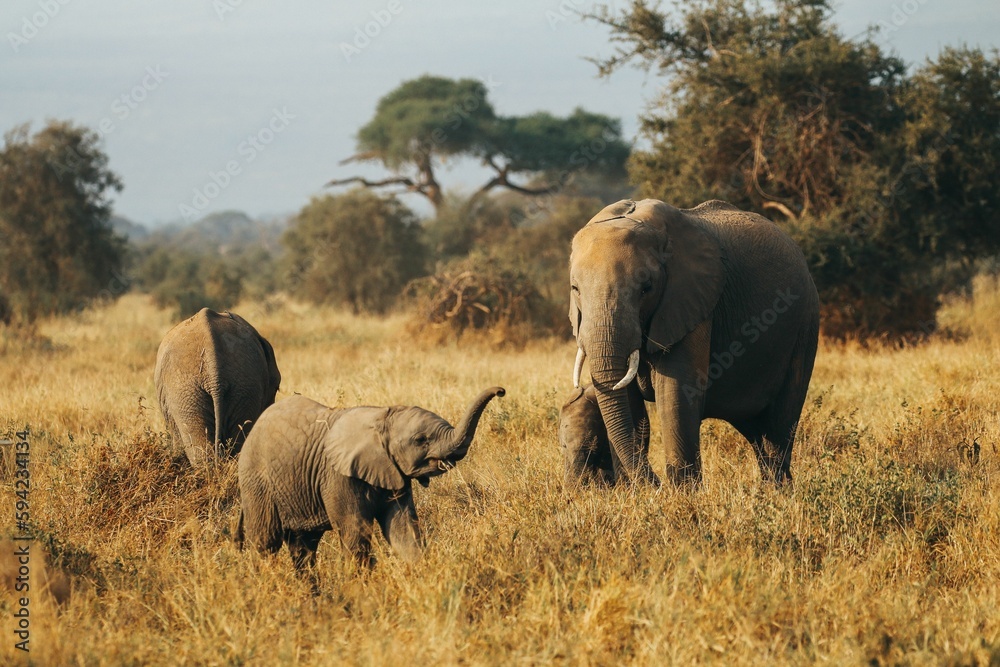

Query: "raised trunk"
left=588, top=337, right=658, bottom=486
left=446, top=386, right=506, bottom=458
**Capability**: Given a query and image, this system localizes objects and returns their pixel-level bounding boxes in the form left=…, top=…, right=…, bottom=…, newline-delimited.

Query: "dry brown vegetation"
left=1, top=282, right=999, bottom=666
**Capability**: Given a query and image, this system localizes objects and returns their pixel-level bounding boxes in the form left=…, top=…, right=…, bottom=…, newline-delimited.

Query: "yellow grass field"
left=1, top=282, right=999, bottom=666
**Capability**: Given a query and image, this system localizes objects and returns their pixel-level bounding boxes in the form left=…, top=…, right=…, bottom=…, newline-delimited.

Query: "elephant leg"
left=286, top=529, right=324, bottom=570
left=737, top=331, right=814, bottom=486
left=161, top=412, right=191, bottom=468
left=733, top=413, right=794, bottom=485
left=322, top=482, right=376, bottom=567
left=378, top=492, right=423, bottom=563
left=732, top=350, right=810, bottom=486
left=218, top=384, right=264, bottom=457
left=651, top=320, right=712, bottom=487
left=239, top=484, right=283, bottom=554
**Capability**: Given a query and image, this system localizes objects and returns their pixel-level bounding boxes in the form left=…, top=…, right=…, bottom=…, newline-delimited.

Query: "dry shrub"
left=0, top=536, right=71, bottom=607
left=77, top=426, right=238, bottom=543
left=938, top=272, right=1000, bottom=344
left=406, top=254, right=555, bottom=346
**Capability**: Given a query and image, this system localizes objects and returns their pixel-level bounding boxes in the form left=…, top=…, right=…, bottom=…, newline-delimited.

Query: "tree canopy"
left=588, top=0, right=1000, bottom=337
left=328, top=75, right=630, bottom=211
left=0, top=121, right=126, bottom=323
left=282, top=189, right=427, bottom=314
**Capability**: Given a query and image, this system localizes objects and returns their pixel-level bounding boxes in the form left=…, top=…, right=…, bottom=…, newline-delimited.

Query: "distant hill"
left=140, top=210, right=288, bottom=256
left=110, top=214, right=149, bottom=242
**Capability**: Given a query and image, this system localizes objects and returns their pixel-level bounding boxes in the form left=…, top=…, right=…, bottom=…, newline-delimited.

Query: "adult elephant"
left=568, top=199, right=819, bottom=487
left=154, top=308, right=281, bottom=467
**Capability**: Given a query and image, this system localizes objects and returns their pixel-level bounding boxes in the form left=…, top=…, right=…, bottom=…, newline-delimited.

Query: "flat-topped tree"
left=327, top=75, right=630, bottom=213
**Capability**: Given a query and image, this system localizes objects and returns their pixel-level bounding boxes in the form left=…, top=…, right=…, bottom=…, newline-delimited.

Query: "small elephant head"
left=560, top=385, right=615, bottom=488
left=328, top=387, right=506, bottom=490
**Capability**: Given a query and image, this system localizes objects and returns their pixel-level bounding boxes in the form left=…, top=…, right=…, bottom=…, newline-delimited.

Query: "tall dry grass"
left=1, top=285, right=998, bottom=665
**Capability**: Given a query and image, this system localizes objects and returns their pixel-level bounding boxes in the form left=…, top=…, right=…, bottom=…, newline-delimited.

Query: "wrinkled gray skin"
left=568, top=199, right=819, bottom=487
left=559, top=384, right=649, bottom=487
left=154, top=308, right=281, bottom=467
left=236, top=386, right=505, bottom=568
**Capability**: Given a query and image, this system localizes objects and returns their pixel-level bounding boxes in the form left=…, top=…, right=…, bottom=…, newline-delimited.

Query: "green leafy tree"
left=283, top=190, right=427, bottom=313
left=588, top=0, right=1000, bottom=337
left=897, top=47, right=1000, bottom=260
left=0, top=121, right=126, bottom=322
left=328, top=75, right=630, bottom=212
left=589, top=0, right=906, bottom=219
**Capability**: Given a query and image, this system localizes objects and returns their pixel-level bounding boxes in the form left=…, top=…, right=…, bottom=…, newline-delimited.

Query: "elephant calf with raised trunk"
left=236, top=387, right=505, bottom=568
left=568, top=199, right=819, bottom=487
left=155, top=308, right=281, bottom=468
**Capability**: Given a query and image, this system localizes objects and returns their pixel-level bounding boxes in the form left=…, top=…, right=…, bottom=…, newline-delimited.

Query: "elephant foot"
left=666, top=463, right=702, bottom=489
left=620, top=464, right=661, bottom=488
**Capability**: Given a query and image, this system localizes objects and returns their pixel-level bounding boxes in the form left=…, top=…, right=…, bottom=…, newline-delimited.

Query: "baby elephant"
left=236, top=386, right=505, bottom=568
left=560, top=384, right=649, bottom=488
left=154, top=308, right=281, bottom=467
left=560, top=385, right=615, bottom=487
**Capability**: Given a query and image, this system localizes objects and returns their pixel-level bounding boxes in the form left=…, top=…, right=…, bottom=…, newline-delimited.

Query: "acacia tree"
left=587, top=0, right=1000, bottom=337
left=328, top=75, right=630, bottom=212
left=0, top=121, right=126, bottom=323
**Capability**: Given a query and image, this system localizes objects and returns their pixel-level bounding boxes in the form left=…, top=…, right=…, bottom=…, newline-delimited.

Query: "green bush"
left=133, top=246, right=244, bottom=319
left=282, top=190, right=427, bottom=314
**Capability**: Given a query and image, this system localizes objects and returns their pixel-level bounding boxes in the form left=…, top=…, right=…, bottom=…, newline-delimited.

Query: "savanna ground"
left=1, top=280, right=999, bottom=666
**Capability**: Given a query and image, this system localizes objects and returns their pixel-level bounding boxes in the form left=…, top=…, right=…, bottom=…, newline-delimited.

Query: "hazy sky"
left=2, top=0, right=998, bottom=226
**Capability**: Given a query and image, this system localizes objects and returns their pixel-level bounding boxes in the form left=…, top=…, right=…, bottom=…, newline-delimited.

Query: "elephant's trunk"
left=445, top=386, right=506, bottom=459
left=587, top=328, right=658, bottom=486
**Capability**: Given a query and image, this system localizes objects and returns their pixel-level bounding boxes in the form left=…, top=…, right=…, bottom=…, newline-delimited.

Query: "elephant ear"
left=324, top=408, right=407, bottom=491
left=568, top=291, right=581, bottom=339
left=635, top=199, right=726, bottom=353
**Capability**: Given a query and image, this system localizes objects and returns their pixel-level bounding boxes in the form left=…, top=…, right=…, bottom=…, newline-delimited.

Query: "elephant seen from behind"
left=154, top=308, right=281, bottom=467
left=236, top=387, right=506, bottom=568
left=568, top=198, right=819, bottom=487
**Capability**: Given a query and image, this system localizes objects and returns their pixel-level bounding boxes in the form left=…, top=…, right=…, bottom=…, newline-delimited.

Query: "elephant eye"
left=640, top=281, right=653, bottom=296
left=571, top=284, right=579, bottom=293
left=414, top=434, right=428, bottom=446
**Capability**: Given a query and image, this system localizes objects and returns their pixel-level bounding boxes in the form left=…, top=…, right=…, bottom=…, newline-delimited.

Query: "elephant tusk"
left=573, top=346, right=586, bottom=388
left=612, top=350, right=640, bottom=391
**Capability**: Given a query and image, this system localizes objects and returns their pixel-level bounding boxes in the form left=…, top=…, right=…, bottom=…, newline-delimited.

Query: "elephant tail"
left=234, top=508, right=245, bottom=550
left=212, top=388, right=223, bottom=457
